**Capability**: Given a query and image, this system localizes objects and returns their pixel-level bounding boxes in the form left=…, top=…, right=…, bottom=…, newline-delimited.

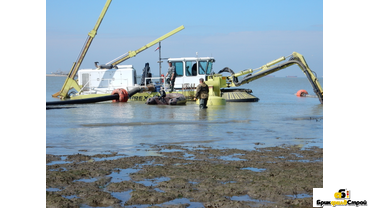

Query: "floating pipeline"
left=46, top=94, right=119, bottom=106
left=145, top=93, right=187, bottom=105
left=46, top=85, right=154, bottom=108
left=296, top=89, right=308, bottom=97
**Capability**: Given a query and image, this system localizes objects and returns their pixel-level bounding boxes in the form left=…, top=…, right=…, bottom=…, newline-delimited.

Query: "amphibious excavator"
left=204, top=52, right=323, bottom=104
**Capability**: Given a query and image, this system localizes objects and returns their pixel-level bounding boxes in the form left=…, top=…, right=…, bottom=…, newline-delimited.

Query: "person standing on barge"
left=165, top=61, right=176, bottom=92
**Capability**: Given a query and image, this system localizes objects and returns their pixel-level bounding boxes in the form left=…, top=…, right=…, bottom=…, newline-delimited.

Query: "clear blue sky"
left=46, top=0, right=323, bottom=77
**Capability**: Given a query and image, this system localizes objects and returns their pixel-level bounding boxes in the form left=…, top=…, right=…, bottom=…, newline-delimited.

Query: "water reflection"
left=198, top=109, right=208, bottom=120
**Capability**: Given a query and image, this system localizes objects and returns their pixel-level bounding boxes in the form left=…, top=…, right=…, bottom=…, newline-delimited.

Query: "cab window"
left=206, top=62, right=213, bottom=75
left=198, top=61, right=213, bottom=75
left=199, top=61, right=207, bottom=75
left=185, top=61, right=197, bottom=76
left=174, top=62, right=183, bottom=77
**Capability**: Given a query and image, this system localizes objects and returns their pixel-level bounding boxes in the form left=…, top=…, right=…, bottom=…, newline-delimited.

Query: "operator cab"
left=167, top=57, right=215, bottom=90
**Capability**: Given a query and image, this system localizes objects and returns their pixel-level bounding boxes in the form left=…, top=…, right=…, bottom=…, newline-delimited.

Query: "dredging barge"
left=57, top=55, right=261, bottom=105
left=50, top=0, right=323, bottom=106
left=54, top=52, right=323, bottom=105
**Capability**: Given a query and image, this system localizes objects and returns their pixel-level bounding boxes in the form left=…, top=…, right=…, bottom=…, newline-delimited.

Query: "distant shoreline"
left=46, top=74, right=67, bottom=77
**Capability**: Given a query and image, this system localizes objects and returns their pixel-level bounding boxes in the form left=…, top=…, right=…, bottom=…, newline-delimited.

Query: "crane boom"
left=99, top=25, right=185, bottom=68
left=112, top=25, right=184, bottom=66
left=53, top=0, right=112, bottom=99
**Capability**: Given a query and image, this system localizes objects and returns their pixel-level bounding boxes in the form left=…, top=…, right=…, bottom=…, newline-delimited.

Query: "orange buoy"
left=111, top=88, right=129, bottom=102
left=296, top=89, right=308, bottom=97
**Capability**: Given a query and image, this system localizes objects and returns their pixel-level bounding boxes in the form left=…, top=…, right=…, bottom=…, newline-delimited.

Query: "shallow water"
left=46, top=76, right=323, bottom=156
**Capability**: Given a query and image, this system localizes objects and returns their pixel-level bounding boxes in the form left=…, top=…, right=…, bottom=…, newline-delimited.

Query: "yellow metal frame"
left=204, top=75, right=226, bottom=97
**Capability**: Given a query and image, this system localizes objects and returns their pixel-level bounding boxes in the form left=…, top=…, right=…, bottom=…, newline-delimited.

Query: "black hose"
left=46, top=86, right=152, bottom=107
left=217, top=67, right=235, bottom=74
left=46, top=94, right=119, bottom=106
left=46, top=106, right=77, bottom=110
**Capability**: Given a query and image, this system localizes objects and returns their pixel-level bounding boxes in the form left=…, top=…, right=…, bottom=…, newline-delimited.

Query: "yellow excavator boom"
left=105, top=25, right=185, bottom=67
left=53, top=0, right=112, bottom=99
left=215, top=52, right=323, bottom=103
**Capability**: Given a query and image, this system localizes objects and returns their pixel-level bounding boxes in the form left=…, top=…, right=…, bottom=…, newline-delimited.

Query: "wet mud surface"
left=46, top=144, right=322, bottom=208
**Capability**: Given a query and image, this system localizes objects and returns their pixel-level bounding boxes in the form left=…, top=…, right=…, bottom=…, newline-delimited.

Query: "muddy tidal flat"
left=46, top=144, right=322, bottom=208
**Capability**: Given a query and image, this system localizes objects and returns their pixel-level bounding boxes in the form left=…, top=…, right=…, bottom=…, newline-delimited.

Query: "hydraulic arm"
left=213, top=52, right=323, bottom=104
left=53, top=0, right=112, bottom=99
